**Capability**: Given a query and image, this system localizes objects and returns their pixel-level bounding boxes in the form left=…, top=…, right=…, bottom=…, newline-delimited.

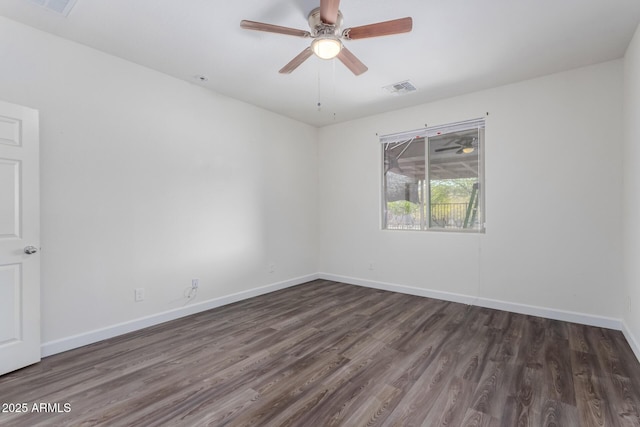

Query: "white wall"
left=318, top=60, right=624, bottom=319
left=623, top=23, right=640, bottom=355
left=0, top=17, right=318, bottom=346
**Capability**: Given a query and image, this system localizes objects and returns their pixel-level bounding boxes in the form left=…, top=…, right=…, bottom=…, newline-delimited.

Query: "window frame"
left=380, top=118, right=485, bottom=233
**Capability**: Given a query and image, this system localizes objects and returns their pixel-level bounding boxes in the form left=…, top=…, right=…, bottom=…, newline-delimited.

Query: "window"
left=381, top=118, right=485, bottom=232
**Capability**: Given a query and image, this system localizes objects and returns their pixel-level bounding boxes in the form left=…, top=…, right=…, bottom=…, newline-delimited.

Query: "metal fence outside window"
left=386, top=202, right=472, bottom=230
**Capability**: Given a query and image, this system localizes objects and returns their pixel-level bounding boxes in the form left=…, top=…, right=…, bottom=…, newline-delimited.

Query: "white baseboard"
left=41, top=273, right=320, bottom=357
left=474, top=296, right=622, bottom=330
left=319, top=273, right=623, bottom=331
left=622, top=320, right=640, bottom=363
left=318, top=273, right=478, bottom=306
left=41, top=272, right=637, bottom=364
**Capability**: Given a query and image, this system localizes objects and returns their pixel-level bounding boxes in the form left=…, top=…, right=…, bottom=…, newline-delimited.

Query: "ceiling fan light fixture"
left=462, top=146, right=475, bottom=154
left=311, top=36, right=342, bottom=59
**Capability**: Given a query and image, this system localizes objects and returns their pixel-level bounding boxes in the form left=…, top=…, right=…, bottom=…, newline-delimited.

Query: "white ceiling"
left=1, top=0, right=639, bottom=127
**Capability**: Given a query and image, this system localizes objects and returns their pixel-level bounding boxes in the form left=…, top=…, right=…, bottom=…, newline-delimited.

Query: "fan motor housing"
left=308, top=7, right=343, bottom=36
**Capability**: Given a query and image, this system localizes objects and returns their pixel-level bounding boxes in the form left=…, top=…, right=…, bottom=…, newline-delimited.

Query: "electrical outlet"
left=269, top=263, right=275, bottom=273
left=134, top=288, right=144, bottom=302
left=191, top=278, right=199, bottom=289
left=368, top=262, right=375, bottom=270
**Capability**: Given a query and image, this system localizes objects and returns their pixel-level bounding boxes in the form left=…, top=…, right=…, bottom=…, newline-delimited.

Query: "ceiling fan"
left=240, top=0, right=412, bottom=76
left=435, top=137, right=478, bottom=155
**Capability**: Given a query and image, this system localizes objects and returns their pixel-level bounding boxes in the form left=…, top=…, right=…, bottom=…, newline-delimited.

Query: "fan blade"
left=343, top=17, right=413, bottom=40
left=279, top=47, right=314, bottom=74
left=456, top=148, right=465, bottom=154
left=320, top=0, right=340, bottom=25
left=240, top=20, right=311, bottom=38
left=336, top=47, right=368, bottom=76
left=443, top=138, right=464, bottom=147
left=435, top=146, right=461, bottom=153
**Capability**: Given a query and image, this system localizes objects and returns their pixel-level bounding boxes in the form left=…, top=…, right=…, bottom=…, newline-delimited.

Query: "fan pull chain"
left=317, top=66, right=322, bottom=111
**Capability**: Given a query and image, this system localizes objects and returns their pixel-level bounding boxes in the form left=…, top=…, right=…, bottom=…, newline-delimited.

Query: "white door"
left=0, top=100, right=40, bottom=376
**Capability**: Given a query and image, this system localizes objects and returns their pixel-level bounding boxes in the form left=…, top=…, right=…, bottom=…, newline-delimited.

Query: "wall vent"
left=383, top=80, right=417, bottom=95
left=28, top=0, right=78, bottom=16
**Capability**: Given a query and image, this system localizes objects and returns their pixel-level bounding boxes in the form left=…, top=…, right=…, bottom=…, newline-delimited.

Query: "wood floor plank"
left=540, top=399, right=581, bottom=427
left=1, top=279, right=640, bottom=426
left=571, top=349, right=619, bottom=427
left=429, top=376, right=479, bottom=427
left=543, top=336, right=576, bottom=406
left=462, top=408, right=501, bottom=427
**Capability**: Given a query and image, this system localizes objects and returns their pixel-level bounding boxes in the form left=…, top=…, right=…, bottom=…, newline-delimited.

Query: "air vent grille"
left=383, top=80, right=417, bottom=95
left=28, top=0, right=78, bottom=16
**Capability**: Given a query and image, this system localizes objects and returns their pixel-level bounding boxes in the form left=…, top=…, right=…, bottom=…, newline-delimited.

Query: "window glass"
left=382, top=120, right=484, bottom=232
left=428, top=128, right=483, bottom=230
left=383, top=137, right=426, bottom=230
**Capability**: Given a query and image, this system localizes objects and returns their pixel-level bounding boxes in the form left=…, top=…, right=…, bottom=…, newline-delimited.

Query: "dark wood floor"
left=1, top=280, right=640, bottom=426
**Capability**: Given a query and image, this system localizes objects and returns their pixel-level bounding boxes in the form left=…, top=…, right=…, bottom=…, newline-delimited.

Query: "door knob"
left=24, top=246, right=38, bottom=255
